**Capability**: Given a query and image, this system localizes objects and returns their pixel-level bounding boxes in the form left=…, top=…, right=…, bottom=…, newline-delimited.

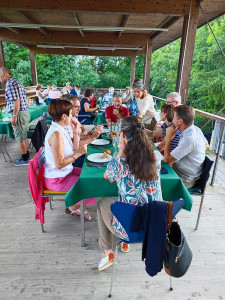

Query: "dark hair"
left=84, top=88, right=93, bottom=98
left=174, top=105, right=195, bottom=125
left=64, top=94, right=80, bottom=102
left=75, top=85, right=80, bottom=89
left=48, top=99, right=73, bottom=122
left=121, top=116, right=157, bottom=182
left=161, top=104, right=174, bottom=123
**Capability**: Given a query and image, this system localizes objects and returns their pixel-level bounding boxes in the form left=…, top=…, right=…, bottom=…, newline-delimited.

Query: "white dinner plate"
left=90, top=139, right=110, bottom=145
left=87, top=153, right=112, bottom=163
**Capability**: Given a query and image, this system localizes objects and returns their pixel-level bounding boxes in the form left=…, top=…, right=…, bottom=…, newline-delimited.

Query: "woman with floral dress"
left=97, top=116, right=163, bottom=271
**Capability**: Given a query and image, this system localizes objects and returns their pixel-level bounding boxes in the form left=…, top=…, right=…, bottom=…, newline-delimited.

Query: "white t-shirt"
left=171, top=125, right=206, bottom=183
left=136, top=94, right=157, bottom=124
left=36, top=90, right=45, bottom=104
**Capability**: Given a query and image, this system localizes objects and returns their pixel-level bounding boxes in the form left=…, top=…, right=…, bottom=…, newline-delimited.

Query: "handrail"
left=152, top=95, right=225, bottom=123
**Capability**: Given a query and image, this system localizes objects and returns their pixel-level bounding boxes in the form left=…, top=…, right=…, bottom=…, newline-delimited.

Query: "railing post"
left=210, top=122, right=225, bottom=186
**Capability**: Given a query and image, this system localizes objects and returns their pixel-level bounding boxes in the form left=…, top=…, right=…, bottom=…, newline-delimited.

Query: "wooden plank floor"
left=0, top=137, right=225, bottom=300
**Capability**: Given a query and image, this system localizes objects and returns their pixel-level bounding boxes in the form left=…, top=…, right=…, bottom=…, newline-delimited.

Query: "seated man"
left=164, top=105, right=206, bottom=189
left=146, top=92, right=181, bottom=140
left=102, top=87, right=114, bottom=106
left=105, top=93, right=129, bottom=126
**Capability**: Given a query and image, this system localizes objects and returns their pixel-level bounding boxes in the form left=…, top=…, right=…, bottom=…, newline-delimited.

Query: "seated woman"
left=97, top=116, right=163, bottom=271
left=36, top=84, right=48, bottom=105
left=79, top=89, right=99, bottom=124
left=48, top=85, right=62, bottom=102
left=132, top=80, right=157, bottom=131
left=44, top=99, right=95, bottom=220
left=122, top=87, right=133, bottom=110
left=157, top=104, right=181, bottom=152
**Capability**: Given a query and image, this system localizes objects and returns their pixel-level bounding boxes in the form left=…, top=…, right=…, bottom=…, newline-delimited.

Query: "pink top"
left=49, top=90, right=62, bottom=99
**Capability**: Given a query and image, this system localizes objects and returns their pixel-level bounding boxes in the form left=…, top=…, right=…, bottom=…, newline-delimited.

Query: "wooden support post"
left=29, top=50, right=38, bottom=86
left=176, top=4, right=199, bottom=103
left=130, top=55, right=136, bottom=87
left=143, top=39, right=153, bottom=92
left=0, top=41, right=6, bottom=88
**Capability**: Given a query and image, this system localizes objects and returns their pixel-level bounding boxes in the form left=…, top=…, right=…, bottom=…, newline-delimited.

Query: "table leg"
left=80, top=200, right=85, bottom=247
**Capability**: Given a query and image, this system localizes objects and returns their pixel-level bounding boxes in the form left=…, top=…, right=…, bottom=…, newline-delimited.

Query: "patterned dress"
left=106, top=151, right=163, bottom=240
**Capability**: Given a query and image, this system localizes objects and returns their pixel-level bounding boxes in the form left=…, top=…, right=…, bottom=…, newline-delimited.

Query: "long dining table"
left=0, top=104, right=48, bottom=139
left=65, top=138, right=193, bottom=246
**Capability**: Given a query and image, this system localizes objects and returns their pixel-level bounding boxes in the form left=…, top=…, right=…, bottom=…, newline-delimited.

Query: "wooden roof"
left=0, top=0, right=224, bottom=57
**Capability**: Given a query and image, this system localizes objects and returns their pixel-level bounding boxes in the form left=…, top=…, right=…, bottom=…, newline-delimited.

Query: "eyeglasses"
left=166, top=101, right=175, bottom=104
left=73, top=105, right=80, bottom=108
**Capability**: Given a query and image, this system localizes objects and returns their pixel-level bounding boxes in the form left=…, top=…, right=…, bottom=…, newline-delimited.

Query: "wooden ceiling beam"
left=0, top=29, right=149, bottom=46
left=0, top=13, right=22, bottom=35
left=150, top=16, right=180, bottom=40
left=29, top=45, right=145, bottom=57
left=118, top=15, right=129, bottom=38
left=72, top=12, right=85, bottom=38
left=18, top=11, right=49, bottom=36
left=0, top=0, right=198, bottom=16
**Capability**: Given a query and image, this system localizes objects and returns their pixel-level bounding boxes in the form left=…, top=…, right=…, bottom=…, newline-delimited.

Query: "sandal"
left=74, top=208, right=94, bottom=221
left=65, top=207, right=78, bottom=216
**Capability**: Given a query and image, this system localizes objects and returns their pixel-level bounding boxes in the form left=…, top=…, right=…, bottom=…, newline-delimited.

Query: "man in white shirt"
left=164, top=105, right=206, bottom=189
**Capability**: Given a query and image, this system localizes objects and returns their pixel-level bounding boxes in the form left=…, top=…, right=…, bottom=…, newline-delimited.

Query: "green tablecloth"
left=0, top=105, right=48, bottom=139
left=65, top=142, right=193, bottom=211
left=93, top=110, right=107, bottom=125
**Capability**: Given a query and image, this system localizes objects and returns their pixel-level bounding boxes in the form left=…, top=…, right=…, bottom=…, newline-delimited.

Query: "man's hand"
left=92, top=125, right=104, bottom=138
left=166, top=125, right=176, bottom=140
left=11, top=116, right=17, bottom=126
left=113, top=109, right=120, bottom=116
left=95, top=104, right=99, bottom=109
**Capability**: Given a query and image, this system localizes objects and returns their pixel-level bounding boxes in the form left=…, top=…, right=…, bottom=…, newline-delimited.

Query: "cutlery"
left=87, top=164, right=107, bottom=168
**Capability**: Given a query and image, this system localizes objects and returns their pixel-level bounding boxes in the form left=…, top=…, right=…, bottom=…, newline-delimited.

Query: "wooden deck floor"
left=0, top=137, right=225, bottom=300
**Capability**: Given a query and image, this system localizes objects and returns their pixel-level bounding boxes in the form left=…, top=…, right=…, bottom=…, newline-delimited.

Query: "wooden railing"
left=153, top=95, right=225, bottom=186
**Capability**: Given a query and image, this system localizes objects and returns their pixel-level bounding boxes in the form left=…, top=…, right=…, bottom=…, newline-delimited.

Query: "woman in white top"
left=44, top=99, right=95, bottom=220
left=133, top=80, right=157, bottom=130
left=36, top=84, right=48, bottom=105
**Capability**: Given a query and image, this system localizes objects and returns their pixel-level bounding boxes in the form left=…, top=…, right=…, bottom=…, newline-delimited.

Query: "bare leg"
left=18, top=140, right=28, bottom=155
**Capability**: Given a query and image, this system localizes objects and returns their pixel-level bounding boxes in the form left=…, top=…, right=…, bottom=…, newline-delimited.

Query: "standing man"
left=105, top=93, right=129, bottom=126
left=0, top=67, right=30, bottom=166
left=164, top=105, right=206, bottom=188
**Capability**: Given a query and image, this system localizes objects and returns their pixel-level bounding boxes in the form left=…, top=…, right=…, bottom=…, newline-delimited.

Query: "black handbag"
left=164, top=205, right=193, bottom=278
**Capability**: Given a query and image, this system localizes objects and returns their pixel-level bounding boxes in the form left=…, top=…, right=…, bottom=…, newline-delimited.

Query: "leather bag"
left=164, top=203, right=193, bottom=278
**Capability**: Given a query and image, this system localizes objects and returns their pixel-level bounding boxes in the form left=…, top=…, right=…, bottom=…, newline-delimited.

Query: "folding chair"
left=108, top=199, right=185, bottom=298
left=188, top=156, right=214, bottom=230
left=77, top=114, right=92, bottom=124
left=28, top=147, right=67, bottom=233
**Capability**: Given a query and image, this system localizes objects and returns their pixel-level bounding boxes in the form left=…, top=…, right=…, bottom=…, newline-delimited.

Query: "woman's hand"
left=166, top=125, right=176, bottom=141
left=77, top=144, right=87, bottom=156
left=71, top=118, right=79, bottom=132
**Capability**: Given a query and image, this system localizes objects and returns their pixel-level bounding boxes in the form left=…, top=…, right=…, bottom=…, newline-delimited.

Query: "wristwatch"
left=12, top=114, right=17, bottom=117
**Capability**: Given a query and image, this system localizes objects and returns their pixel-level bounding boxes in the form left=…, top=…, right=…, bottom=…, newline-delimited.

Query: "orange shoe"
left=98, top=252, right=115, bottom=271
left=121, top=242, right=130, bottom=253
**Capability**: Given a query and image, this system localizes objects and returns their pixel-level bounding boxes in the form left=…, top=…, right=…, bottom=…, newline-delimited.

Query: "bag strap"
left=167, top=201, right=173, bottom=231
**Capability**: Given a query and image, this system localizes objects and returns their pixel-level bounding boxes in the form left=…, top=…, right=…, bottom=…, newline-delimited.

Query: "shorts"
left=12, top=110, right=30, bottom=142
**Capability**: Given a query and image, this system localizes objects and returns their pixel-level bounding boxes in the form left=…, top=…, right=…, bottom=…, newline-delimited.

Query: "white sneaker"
left=98, top=253, right=115, bottom=271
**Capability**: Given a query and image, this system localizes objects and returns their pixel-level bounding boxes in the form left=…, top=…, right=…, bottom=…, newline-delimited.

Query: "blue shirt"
left=103, top=92, right=113, bottom=105
left=106, top=152, right=162, bottom=240
left=70, top=89, right=78, bottom=96
left=161, top=123, right=181, bottom=151
left=79, top=97, right=91, bottom=116
left=5, top=77, right=28, bottom=112
left=129, top=97, right=138, bottom=116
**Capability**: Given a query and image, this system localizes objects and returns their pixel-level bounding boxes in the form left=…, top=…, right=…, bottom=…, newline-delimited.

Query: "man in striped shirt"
left=0, top=67, right=30, bottom=166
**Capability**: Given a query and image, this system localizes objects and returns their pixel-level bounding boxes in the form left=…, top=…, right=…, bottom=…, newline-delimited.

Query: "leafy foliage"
left=2, top=14, right=225, bottom=119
